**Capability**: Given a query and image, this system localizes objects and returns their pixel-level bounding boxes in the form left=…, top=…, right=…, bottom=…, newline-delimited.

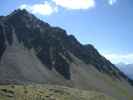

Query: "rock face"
left=0, top=9, right=133, bottom=100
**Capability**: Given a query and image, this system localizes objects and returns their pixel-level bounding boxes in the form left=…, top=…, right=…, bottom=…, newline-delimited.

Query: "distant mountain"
left=116, top=63, right=133, bottom=80
left=0, top=9, right=133, bottom=100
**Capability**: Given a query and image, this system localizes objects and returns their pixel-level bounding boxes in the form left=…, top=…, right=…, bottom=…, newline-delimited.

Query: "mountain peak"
left=3, top=9, right=49, bottom=34
left=6, top=9, right=35, bottom=21
left=9, top=9, right=29, bottom=16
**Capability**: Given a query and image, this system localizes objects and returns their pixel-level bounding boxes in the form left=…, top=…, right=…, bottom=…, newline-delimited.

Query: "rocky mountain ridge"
left=0, top=9, right=133, bottom=100
left=0, top=9, right=127, bottom=80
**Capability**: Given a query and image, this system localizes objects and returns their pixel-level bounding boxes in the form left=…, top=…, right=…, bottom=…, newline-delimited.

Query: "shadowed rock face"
left=0, top=9, right=72, bottom=79
left=0, top=24, right=6, bottom=60
left=0, top=9, right=129, bottom=81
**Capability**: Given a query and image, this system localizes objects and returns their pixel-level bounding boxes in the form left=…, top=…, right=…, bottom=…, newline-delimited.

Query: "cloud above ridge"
left=52, top=0, right=95, bottom=10
left=19, top=0, right=118, bottom=16
left=20, top=1, right=58, bottom=16
left=103, top=53, right=133, bottom=64
left=19, top=0, right=96, bottom=16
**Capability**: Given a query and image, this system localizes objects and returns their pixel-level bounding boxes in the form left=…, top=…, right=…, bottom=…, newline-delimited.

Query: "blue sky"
left=0, top=0, right=133, bottom=64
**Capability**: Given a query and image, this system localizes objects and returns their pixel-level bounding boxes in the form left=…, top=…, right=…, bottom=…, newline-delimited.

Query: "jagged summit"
left=0, top=9, right=133, bottom=100
left=9, top=9, right=29, bottom=15
left=6, top=9, right=35, bottom=20
left=2, top=9, right=31, bottom=22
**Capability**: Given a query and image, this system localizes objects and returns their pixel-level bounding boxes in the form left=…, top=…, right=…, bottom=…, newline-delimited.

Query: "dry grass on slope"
left=0, top=84, right=116, bottom=100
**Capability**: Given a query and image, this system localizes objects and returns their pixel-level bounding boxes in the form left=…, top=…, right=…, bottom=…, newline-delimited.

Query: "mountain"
left=0, top=9, right=133, bottom=100
left=116, top=63, right=133, bottom=80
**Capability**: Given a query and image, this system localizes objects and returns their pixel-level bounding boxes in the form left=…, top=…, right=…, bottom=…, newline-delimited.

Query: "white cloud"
left=108, top=0, right=117, bottom=6
left=103, top=53, right=133, bottom=64
left=19, top=1, right=58, bottom=15
left=52, top=0, right=95, bottom=10
left=19, top=0, right=96, bottom=16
